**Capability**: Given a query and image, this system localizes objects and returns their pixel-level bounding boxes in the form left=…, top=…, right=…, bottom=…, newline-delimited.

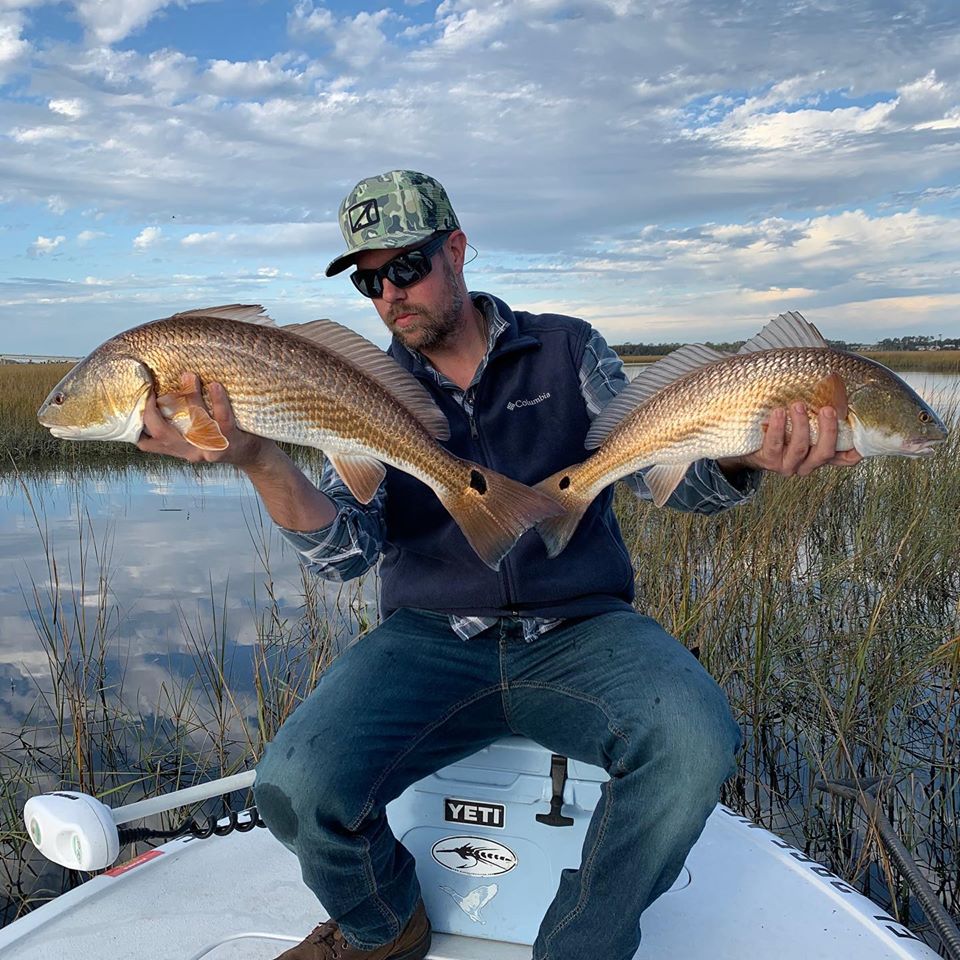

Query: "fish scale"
left=37, top=305, right=561, bottom=571
left=534, top=314, right=947, bottom=559
left=118, top=315, right=461, bottom=492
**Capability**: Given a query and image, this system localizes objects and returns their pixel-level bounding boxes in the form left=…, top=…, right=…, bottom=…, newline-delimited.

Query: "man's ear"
left=447, top=229, right=468, bottom=271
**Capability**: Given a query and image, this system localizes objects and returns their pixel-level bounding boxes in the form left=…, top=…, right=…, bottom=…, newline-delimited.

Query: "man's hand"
left=137, top=372, right=275, bottom=468
left=718, top=403, right=863, bottom=478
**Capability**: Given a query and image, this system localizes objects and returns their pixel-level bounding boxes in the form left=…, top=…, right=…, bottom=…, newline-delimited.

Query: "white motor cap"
left=24, top=791, right=120, bottom=871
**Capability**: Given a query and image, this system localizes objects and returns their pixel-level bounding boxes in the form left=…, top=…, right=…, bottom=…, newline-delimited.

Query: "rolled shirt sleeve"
left=278, top=457, right=386, bottom=581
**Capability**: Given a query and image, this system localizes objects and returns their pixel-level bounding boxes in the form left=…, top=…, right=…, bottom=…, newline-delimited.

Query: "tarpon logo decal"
left=348, top=199, right=380, bottom=233
left=506, top=392, right=551, bottom=411
left=431, top=836, right=518, bottom=876
left=438, top=883, right=499, bottom=924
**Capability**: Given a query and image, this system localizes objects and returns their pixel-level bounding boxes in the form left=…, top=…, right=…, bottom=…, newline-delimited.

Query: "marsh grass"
left=865, top=351, right=960, bottom=374
left=616, top=399, right=960, bottom=936
left=1, top=363, right=958, bottom=945
left=0, top=471, right=362, bottom=924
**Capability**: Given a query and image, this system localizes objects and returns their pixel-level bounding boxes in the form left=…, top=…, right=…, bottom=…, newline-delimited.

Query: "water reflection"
left=0, top=465, right=375, bottom=735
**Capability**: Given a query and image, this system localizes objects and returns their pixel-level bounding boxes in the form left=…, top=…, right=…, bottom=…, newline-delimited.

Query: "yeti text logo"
left=506, top=392, right=551, bottom=411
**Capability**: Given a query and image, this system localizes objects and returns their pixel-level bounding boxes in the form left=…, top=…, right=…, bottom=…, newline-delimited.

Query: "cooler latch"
left=536, top=754, right=575, bottom=827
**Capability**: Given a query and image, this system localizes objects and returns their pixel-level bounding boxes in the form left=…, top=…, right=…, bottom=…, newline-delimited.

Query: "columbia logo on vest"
left=506, top=392, right=551, bottom=411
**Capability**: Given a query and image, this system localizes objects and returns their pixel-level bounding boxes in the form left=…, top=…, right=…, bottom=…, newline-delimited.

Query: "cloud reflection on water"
left=0, top=464, right=376, bottom=733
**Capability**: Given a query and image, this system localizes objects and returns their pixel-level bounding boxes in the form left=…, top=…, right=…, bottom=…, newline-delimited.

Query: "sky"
left=1, top=0, right=959, bottom=355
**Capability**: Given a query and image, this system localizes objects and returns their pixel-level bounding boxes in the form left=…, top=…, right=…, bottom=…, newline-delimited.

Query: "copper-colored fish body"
left=536, top=312, right=948, bottom=557
left=38, top=305, right=561, bottom=570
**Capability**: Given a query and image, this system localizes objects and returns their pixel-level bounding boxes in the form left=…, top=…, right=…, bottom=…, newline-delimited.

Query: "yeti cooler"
left=385, top=736, right=608, bottom=944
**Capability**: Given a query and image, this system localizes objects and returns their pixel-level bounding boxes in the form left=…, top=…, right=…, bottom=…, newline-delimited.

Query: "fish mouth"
left=46, top=424, right=102, bottom=440
left=901, top=437, right=947, bottom=457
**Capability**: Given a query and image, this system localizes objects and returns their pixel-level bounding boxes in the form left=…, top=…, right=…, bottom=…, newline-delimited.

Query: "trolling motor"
left=23, top=770, right=257, bottom=871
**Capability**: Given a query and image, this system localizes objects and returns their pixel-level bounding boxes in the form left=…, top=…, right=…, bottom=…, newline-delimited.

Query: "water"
left=0, top=465, right=374, bottom=739
left=2, top=370, right=956, bottom=739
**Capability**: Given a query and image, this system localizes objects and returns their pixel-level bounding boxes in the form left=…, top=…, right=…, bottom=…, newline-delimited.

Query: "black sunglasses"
left=350, top=232, right=450, bottom=299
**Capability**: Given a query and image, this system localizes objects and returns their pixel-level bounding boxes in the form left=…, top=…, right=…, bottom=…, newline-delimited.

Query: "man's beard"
left=388, top=261, right=464, bottom=352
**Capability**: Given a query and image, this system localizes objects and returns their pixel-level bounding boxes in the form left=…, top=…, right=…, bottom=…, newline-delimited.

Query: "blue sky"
left=1, top=0, right=959, bottom=355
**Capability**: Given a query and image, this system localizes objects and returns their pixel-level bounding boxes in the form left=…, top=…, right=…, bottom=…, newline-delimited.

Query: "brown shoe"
left=275, top=900, right=431, bottom=960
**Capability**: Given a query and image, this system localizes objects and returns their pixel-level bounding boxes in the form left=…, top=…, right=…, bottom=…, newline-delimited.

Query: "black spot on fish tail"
left=559, top=476, right=571, bottom=490
left=470, top=469, right=488, bottom=495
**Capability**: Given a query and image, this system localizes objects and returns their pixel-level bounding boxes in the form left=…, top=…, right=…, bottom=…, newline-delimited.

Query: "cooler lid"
left=438, top=737, right=608, bottom=785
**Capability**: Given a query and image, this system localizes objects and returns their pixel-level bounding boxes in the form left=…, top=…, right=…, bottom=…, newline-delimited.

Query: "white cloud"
left=133, top=226, right=163, bottom=249
left=0, top=12, right=29, bottom=78
left=288, top=1, right=335, bottom=35
left=77, top=229, right=106, bottom=243
left=181, top=231, right=220, bottom=246
left=289, top=3, right=391, bottom=68
left=204, top=56, right=316, bottom=97
left=48, top=97, right=88, bottom=118
left=72, top=0, right=192, bottom=45
left=180, top=223, right=335, bottom=255
left=28, top=234, right=66, bottom=257
left=2, top=1, right=960, bottom=347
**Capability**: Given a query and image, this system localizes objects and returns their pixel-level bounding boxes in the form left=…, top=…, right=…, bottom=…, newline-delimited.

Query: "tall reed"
left=617, top=405, right=960, bottom=933
left=1, top=367, right=958, bottom=944
left=0, top=466, right=363, bottom=924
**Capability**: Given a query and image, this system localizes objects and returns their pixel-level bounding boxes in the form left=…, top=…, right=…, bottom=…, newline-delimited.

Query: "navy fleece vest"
left=380, top=295, right=635, bottom=620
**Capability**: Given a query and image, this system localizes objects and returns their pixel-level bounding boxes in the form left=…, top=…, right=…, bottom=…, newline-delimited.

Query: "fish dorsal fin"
left=282, top=318, right=450, bottom=441
left=585, top=344, right=729, bottom=449
left=172, top=304, right=275, bottom=325
left=737, top=311, right=828, bottom=354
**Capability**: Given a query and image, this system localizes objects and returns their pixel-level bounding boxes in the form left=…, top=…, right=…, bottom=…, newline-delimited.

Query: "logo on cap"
left=348, top=199, right=380, bottom=233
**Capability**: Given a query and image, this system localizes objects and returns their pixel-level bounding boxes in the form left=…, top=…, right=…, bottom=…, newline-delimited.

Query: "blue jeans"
left=254, top=608, right=741, bottom=960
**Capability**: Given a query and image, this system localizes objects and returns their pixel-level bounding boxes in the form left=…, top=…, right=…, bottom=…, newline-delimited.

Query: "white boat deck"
left=0, top=805, right=939, bottom=960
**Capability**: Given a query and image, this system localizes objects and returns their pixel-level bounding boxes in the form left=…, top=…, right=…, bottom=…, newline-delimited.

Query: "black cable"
left=816, top=778, right=960, bottom=960
left=117, top=805, right=266, bottom=846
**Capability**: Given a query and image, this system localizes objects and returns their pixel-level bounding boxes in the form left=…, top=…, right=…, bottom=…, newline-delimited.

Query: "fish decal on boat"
left=36, top=304, right=561, bottom=570
left=535, top=311, right=948, bottom=557
left=431, top=837, right=518, bottom=876
left=439, top=883, right=499, bottom=924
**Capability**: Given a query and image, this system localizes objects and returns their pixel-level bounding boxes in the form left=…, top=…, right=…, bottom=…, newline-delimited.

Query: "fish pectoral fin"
left=326, top=453, right=386, bottom=504
left=810, top=372, right=849, bottom=420
left=643, top=463, right=690, bottom=508
left=156, top=392, right=228, bottom=451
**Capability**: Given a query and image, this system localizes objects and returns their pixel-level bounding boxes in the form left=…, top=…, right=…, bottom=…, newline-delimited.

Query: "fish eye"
left=53, top=392, right=66, bottom=405
left=918, top=410, right=931, bottom=424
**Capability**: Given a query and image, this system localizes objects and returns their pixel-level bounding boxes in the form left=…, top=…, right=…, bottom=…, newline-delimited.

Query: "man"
left=138, top=170, right=861, bottom=960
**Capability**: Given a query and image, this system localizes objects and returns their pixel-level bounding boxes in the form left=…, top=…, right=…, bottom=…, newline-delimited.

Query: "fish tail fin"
left=440, top=467, right=564, bottom=571
left=532, top=468, right=593, bottom=559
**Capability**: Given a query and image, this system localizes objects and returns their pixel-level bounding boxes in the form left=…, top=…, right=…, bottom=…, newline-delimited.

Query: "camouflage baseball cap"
left=325, top=169, right=460, bottom=277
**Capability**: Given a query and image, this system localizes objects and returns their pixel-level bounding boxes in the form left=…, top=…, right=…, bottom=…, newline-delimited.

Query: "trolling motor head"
left=24, top=791, right=120, bottom=871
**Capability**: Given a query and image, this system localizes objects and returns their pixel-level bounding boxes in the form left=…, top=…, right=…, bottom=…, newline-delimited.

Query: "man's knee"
left=622, top=675, right=741, bottom=793
left=254, top=724, right=371, bottom=841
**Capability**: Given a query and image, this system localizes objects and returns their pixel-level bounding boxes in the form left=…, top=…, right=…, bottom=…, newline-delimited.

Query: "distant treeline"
left=612, top=334, right=960, bottom=355
left=612, top=339, right=853, bottom=356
